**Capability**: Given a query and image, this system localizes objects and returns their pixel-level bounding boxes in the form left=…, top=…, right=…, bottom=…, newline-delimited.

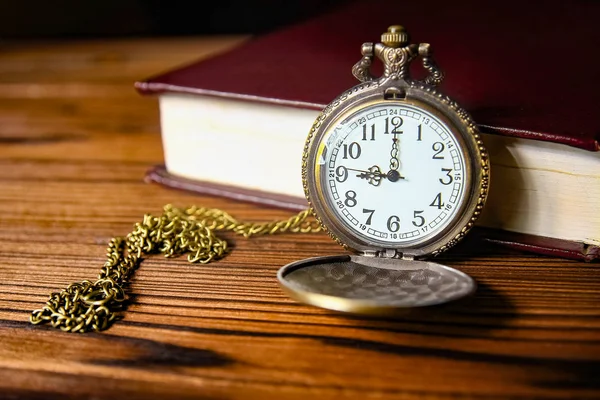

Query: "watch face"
left=316, top=101, right=469, bottom=248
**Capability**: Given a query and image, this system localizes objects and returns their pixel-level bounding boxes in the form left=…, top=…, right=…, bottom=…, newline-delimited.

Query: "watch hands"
left=388, top=131, right=406, bottom=182
left=346, top=165, right=384, bottom=186
left=345, top=165, right=405, bottom=186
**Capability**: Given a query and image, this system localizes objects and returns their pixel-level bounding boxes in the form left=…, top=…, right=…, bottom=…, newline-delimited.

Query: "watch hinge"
left=361, top=249, right=415, bottom=260
left=383, top=249, right=398, bottom=258
left=362, top=250, right=378, bottom=257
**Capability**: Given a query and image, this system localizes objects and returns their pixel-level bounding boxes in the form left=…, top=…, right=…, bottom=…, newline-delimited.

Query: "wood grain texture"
left=0, top=36, right=599, bottom=400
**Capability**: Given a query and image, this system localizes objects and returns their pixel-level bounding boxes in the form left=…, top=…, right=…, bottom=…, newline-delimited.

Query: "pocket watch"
left=277, top=25, right=490, bottom=315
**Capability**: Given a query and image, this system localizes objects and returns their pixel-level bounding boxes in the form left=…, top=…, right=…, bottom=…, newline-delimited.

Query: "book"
left=135, top=0, right=600, bottom=261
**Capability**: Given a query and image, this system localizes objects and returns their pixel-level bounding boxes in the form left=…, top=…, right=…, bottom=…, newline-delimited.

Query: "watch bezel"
left=302, top=80, right=489, bottom=258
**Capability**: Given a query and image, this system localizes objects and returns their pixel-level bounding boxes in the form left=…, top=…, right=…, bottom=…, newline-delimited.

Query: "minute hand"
left=387, top=132, right=406, bottom=182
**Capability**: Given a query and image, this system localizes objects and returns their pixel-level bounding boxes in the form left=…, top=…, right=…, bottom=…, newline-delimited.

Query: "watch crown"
left=381, top=25, right=409, bottom=48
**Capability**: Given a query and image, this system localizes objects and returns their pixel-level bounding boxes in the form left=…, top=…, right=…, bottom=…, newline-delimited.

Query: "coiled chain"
left=30, top=204, right=321, bottom=333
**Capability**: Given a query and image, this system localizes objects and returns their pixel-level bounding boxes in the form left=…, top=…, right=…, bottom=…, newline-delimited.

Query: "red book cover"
left=135, top=0, right=600, bottom=261
left=137, top=0, right=599, bottom=151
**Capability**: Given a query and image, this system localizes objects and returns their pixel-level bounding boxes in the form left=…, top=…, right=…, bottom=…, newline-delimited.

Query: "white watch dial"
left=321, top=102, right=467, bottom=246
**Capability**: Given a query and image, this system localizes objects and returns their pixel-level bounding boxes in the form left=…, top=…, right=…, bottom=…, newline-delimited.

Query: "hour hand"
left=348, top=165, right=385, bottom=186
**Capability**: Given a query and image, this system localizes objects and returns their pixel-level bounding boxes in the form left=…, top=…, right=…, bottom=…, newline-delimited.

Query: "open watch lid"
left=278, top=254, right=476, bottom=315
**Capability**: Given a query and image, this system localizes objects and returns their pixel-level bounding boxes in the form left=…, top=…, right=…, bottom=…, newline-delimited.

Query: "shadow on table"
left=333, top=280, right=516, bottom=340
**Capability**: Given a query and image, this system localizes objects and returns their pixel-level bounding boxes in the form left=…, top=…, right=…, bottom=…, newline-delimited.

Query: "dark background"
left=0, top=1, right=349, bottom=39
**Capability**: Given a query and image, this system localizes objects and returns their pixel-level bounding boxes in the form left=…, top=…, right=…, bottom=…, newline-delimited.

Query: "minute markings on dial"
left=326, top=105, right=465, bottom=244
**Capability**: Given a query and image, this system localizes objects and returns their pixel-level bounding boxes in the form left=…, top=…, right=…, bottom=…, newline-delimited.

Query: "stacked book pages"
left=136, top=0, right=600, bottom=261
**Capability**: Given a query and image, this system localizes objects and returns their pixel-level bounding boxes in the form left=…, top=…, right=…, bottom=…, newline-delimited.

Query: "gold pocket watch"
left=278, top=25, right=490, bottom=315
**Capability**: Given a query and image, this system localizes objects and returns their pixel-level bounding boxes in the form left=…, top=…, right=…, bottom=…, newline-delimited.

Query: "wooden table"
left=0, top=37, right=598, bottom=400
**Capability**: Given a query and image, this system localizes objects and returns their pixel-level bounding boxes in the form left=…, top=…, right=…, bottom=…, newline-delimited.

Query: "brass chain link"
left=30, top=204, right=321, bottom=333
